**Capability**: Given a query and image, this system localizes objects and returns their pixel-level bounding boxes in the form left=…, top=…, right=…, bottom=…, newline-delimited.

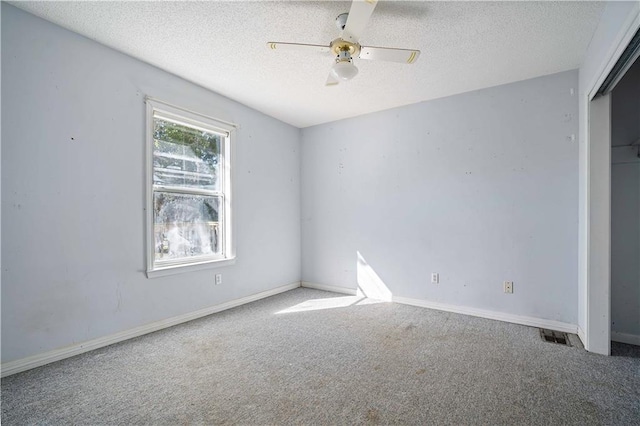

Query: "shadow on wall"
left=275, top=251, right=392, bottom=314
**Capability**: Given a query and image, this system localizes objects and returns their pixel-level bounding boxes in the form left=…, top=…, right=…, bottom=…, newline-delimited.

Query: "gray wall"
left=1, top=4, right=301, bottom=363
left=611, top=59, right=640, bottom=340
left=301, top=70, right=579, bottom=324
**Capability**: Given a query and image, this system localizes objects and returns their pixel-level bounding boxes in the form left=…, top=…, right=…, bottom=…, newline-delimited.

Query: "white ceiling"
left=11, top=1, right=605, bottom=128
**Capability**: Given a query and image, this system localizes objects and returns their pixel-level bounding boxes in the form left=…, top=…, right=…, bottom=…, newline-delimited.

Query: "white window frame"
left=145, top=98, right=235, bottom=278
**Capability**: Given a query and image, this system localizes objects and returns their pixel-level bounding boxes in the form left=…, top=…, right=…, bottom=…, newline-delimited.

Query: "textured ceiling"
left=11, top=1, right=605, bottom=128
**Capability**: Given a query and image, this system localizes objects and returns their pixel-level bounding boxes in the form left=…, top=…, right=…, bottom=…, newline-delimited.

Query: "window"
left=146, top=99, right=234, bottom=277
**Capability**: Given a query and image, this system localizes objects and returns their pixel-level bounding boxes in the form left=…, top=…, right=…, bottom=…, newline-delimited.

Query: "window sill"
left=146, top=257, right=236, bottom=278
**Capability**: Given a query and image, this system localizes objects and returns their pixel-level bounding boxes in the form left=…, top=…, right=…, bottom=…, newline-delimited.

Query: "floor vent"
left=540, top=329, right=571, bottom=346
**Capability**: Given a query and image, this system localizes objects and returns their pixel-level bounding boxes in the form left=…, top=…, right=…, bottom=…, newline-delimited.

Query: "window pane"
left=153, top=117, right=221, bottom=192
left=153, top=192, right=221, bottom=262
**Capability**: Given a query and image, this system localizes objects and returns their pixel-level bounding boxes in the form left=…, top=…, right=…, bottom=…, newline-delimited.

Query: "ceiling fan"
left=267, top=0, right=420, bottom=86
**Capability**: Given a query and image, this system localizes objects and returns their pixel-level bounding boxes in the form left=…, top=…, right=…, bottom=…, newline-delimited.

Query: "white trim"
left=145, top=96, right=238, bottom=130
left=582, top=5, right=640, bottom=354
left=587, top=93, right=612, bottom=355
left=145, top=99, right=155, bottom=274
left=300, top=281, right=358, bottom=295
left=146, top=257, right=236, bottom=278
left=300, top=283, right=578, bottom=333
left=224, top=124, right=236, bottom=263
left=1, top=281, right=300, bottom=378
left=577, top=325, right=587, bottom=348
left=587, top=6, right=640, bottom=100
left=393, top=296, right=578, bottom=334
left=145, top=97, right=235, bottom=277
left=611, top=331, right=640, bottom=346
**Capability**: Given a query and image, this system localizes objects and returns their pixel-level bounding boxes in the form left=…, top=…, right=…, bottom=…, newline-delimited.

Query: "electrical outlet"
left=431, top=273, right=439, bottom=284
left=215, top=274, right=222, bottom=285
left=503, top=281, right=513, bottom=294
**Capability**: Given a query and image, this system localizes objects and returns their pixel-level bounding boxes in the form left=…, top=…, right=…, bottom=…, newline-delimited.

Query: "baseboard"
left=577, top=325, right=587, bottom=347
left=393, top=296, right=578, bottom=334
left=300, top=281, right=358, bottom=295
left=1, top=281, right=301, bottom=378
left=300, top=284, right=578, bottom=334
left=611, top=331, right=640, bottom=346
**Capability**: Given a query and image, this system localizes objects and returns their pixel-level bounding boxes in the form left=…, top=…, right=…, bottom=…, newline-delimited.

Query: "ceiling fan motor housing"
left=330, top=38, right=360, bottom=59
left=335, top=50, right=353, bottom=64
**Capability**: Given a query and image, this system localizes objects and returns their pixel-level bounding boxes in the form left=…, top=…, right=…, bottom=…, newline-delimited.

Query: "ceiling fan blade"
left=325, top=72, right=340, bottom=86
left=341, top=0, right=378, bottom=43
left=267, top=42, right=330, bottom=54
left=359, top=46, right=421, bottom=64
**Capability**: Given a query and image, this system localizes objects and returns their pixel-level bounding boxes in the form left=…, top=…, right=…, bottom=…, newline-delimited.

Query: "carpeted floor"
left=2, top=288, right=639, bottom=425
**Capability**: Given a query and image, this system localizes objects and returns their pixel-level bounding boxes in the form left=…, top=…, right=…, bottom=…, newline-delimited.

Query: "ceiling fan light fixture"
left=331, top=60, right=359, bottom=81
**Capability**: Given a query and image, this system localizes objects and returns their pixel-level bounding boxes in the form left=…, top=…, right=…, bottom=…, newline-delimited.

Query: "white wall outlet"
left=215, top=274, right=222, bottom=285
left=503, top=281, right=513, bottom=294
left=431, top=273, right=439, bottom=284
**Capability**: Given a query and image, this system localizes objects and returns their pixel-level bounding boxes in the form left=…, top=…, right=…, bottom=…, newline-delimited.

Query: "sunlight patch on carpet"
left=275, top=295, right=386, bottom=314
